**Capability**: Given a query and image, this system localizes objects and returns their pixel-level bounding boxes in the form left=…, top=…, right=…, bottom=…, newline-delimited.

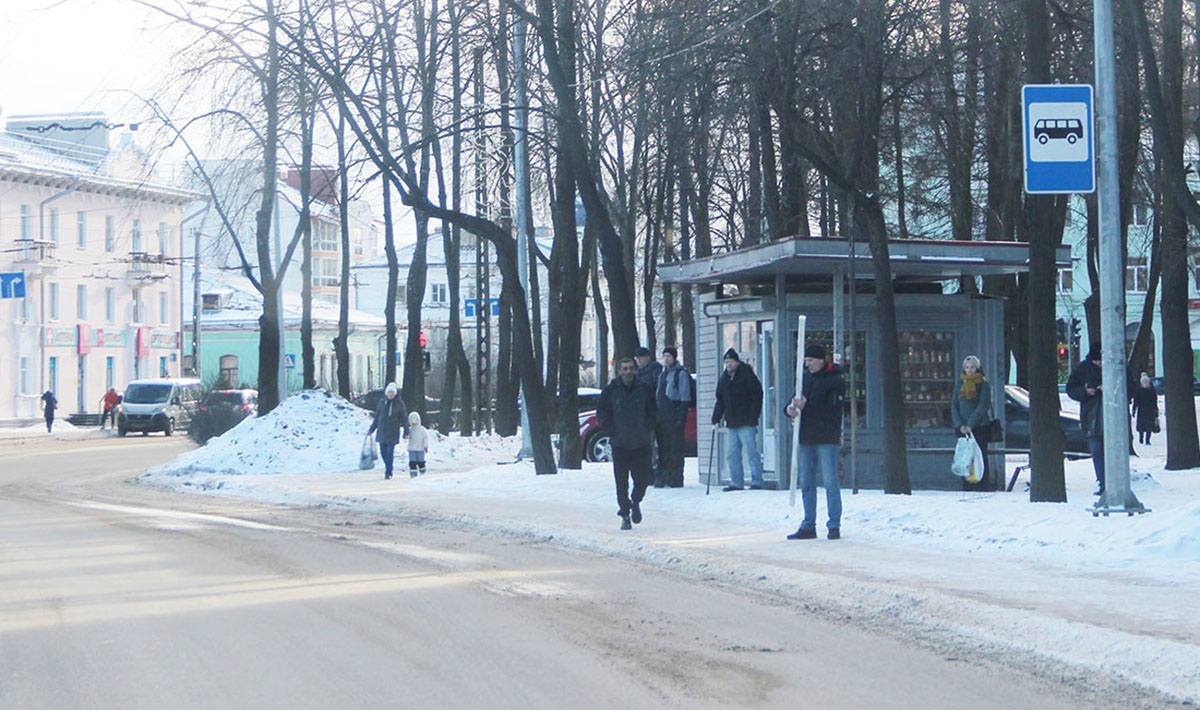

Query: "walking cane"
left=705, top=424, right=718, bottom=495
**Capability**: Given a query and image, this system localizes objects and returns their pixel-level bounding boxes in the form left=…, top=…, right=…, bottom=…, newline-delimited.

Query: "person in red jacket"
left=101, top=388, right=120, bottom=430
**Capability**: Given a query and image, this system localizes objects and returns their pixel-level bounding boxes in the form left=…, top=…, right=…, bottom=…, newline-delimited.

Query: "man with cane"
left=785, top=344, right=845, bottom=540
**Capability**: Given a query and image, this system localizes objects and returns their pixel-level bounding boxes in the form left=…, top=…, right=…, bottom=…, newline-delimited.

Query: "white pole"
left=1094, top=0, right=1142, bottom=512
left=789, top=315, right=806, bottom=507
left=514, top=3, right=534, bottom=460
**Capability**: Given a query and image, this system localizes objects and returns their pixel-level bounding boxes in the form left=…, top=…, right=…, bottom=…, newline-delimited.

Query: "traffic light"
left=423, top=350, right=431, bottom=372
left=1058, top=346, right=1068, bottom=358
left=1055, top=319, right=1068, bottom=343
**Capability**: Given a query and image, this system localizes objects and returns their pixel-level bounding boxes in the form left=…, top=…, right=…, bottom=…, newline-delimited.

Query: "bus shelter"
left=659, top=237, right=1072, bottom=491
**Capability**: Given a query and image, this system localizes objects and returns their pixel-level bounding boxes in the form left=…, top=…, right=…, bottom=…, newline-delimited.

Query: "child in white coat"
left=407, top=412, right=429, bottom=477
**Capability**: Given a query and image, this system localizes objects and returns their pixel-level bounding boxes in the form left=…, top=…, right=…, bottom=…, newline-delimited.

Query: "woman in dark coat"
left=41, top=391, right=57, bottom=433
left=950, top=355, right=993, bottom=490
left=368, top=382, right=409, bottom=479
left=1131, top=373, right=1159, bottom=445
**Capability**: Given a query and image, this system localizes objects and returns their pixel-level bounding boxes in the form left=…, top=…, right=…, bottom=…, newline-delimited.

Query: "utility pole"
left=474, top=47, right=492, bottom=434
left=513, top=4, right=534, bottom=459
left=1092, top=0, right=1146, bottom=515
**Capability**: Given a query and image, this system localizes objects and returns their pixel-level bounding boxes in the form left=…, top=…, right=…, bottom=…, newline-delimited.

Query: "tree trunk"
left=255, top=0, right=282, bottom=415
left=334, top=114, right=351, bottom=399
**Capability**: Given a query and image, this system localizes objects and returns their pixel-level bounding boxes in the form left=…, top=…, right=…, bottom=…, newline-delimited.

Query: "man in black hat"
left=598, top=357, right=659, bottom=530
left=785, top=344, right=845, bottom=540
left=1066, top=345, right=1105, bottom=495
left=634, top=346, right=667, bottom=484
left=711, top=348, right=764, bottom=491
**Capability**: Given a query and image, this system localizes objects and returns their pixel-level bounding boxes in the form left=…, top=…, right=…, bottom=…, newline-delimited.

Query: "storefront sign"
left=44, top=327, right=78, bottom=347
left=150, top=329, right=176, bottom=349
left=95, top=328, right=128, bottom=348
left=77, top=324, right=92, bottom=355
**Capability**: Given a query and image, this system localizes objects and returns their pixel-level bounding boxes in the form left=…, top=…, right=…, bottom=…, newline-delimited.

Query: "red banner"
left=77, top=324, right=92, bottom=355
left=136, top=327, right=151, bottom=356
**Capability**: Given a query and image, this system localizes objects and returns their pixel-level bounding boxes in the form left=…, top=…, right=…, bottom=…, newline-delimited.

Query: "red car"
left=579, top=402, right=697, bottom=462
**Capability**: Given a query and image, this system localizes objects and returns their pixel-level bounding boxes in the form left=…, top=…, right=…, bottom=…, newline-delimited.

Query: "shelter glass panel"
left=899, top=331, right=956, bottom=430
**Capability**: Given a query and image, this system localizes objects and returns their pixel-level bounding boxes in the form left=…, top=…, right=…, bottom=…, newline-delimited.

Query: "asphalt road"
left=0, top=436, right=1166, bottom=709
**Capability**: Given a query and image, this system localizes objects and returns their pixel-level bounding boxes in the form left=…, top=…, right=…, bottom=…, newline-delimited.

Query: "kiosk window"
left=899, top=331, right=956, bottom=430
left=805, top=329, right=867, bottom=428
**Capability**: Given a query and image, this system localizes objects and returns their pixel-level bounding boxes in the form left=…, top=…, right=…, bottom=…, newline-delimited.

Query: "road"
left=0, top=436, right=1167, bottom=709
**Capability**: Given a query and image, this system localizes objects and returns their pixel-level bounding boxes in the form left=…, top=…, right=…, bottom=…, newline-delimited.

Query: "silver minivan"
left=117, top=378, right=202, bottom=436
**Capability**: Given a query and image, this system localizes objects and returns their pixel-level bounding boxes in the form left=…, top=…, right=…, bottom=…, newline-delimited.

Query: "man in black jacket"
left=635, top=346, right=667, bottom=485
left=785, top=345, right=845, bottom=540
left=711, top=348, right=764, bottom=491
left=1066, top=345, right=1105, bottom=495
left=598, top=357, right=659, bottom=530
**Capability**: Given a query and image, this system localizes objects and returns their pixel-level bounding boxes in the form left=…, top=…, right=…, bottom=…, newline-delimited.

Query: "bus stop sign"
left=1023, top=84, right=1095, bottom=194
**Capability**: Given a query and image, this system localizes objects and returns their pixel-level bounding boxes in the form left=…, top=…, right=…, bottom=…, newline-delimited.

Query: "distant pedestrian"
left=950, top=355, right=993, bottom=490
left=711, top=348, right=764, bottom=491
left=1067, top=345, right=1105, bottom=495
left=367, top=382, right=409, bottom=480
left=785, top=345, right=844, bottom=540
left=41, top=391, right=57, bottom=433
left=407, top=411, right=429, bottom=477
left=101, top=388, right=120, bottom=430
left=598, top=357, right=658, bottom=530
left=1131, top=373, right=1159, bottom=446
left=635, top=346, right=667, bottom=484
left=656, top=347, right=691, bottom=488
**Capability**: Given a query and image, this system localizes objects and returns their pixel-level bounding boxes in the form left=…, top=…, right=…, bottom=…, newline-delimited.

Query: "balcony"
left=12, top=239, right=58, bottom=275
left=126, top=251, right=169, bottom=282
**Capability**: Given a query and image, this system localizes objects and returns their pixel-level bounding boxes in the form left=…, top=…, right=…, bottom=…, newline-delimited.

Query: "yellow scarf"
left=960, top=372, right=985, bottom=400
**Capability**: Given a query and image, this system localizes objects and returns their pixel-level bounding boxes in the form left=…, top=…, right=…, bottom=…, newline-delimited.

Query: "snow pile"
left=148, top=389, right=374, bottom=476
left=147, top=389, right=522, bottom=477
left=0, top=419, right=94, bottom=441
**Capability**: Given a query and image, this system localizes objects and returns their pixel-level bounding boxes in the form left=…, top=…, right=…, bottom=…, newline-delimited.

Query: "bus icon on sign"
left=1034, top=118, right=1083, bottom=145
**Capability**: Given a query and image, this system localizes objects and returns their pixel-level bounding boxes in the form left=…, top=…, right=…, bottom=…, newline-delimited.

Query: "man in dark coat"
left=635, top=346, right=667, bottom=485
left=368, top=382, right=409, bottom=480
left=785, top=345, right=844, bottom=540
left=598, top=357, right=658, bottom=530
left=711, top=348, right=764, bottom=491
left=656, top=347, right=692, bottom=488
left=1066, top=345, right=1105, bottom=495
left=41, top=391, right=57, bottom=433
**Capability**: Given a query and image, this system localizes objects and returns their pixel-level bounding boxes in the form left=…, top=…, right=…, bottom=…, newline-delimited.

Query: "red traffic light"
left=419, top=332, right=427, bottom=348
left=1058, top=347, right=1067, bottom=357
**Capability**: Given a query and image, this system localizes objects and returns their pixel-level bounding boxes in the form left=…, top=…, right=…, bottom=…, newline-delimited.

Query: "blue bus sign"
left=0, top=271, right=26, bottom=299
left=1022, top=84, right=1095, bottom=194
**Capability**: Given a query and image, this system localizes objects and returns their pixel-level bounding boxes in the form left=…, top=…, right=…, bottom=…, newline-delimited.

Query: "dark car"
left=353, top=389, right=445, bottom=417
left=201, top=389, right=258, bottom=419
left=1004, top=385, right=1090, bottom=458
left=1149, top=376, right=1200, bottom=396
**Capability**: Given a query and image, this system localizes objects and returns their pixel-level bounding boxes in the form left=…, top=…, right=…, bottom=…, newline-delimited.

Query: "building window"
left=1056, top=267, right=1074, bottom=294
left=20, top=205, right=32, bottom=239
left=132, top=291, right=142, bottom=323
left=49, top=356, right=58, bottom=394
left=105, top=288, right=115, bottom=322
left=219, top=355, right=239, bottom=387
left=77, top=285, right=87, bottom=320
left=202, top=293, right=221, bottom=311
left=314, top=221, right=339, bottom=252
left=158, top=222, right=169, bottom=256
left=1132, top=204, right=1150, bottom=227
left=159, top=291, right=169, bottom=324
left=132, top=219, right=142, bottom=252
left=20, top=357, right=30, bottom=394
left=1126, top=257, right=1148, bottom=293
left=316, top=258, right=339, bottom=287
left=106, top=356, right=115, bottom=389
left=430, top=283, right=448, bottom=305
left=160, top=356, right=169, bottom=378
left=77, top=211, right=87, bottom=249
left=49, top=282, right=59, bottom=320
left=105, top=215, right=115, bottom=252
left=49, top=208, right=60, bottom=244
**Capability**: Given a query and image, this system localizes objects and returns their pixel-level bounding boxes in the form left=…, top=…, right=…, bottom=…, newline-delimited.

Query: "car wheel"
left=585, top=431, right=613, bottom=463
left=164, top=418, right=174, bottom=437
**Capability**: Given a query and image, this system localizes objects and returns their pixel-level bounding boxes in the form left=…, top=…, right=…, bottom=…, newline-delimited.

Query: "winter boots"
left=787, top=527, right=817, bottom=540
left=620, top=513, right=632, bottom=530
left=630, top=501, right=642, bottom=524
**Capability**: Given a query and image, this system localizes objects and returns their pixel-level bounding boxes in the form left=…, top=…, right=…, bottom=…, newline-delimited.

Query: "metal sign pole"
left=789, top=315, right=806, bottom=507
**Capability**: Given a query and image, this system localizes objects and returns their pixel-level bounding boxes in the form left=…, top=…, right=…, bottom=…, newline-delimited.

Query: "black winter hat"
left=804, top=344, right=827, bottom=360
left=723, top=348, right=740, bottom=362
left=662, top=346, right=678, bottom=359
left=634, top=346, right=652, bottom=358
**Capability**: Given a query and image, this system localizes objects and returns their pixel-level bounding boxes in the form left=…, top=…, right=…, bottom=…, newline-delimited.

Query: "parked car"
left=201, top=389, right=258, bottom=419
left=1150, top=376, right=1200, bottom=396
left=117, top=378, right=202, bottom=436
left=579, top=405, right=698, bottom=463
left=1004, top=385, right=1090, bottom=458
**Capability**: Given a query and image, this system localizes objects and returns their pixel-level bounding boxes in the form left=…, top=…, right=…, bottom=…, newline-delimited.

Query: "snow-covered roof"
left=184, top=267, right=386, bottom=330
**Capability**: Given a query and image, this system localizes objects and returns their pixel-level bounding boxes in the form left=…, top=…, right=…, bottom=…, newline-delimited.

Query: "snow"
left=0, top=419, right=97, bottom=441
left=139, top=389, right=1200, bottom=703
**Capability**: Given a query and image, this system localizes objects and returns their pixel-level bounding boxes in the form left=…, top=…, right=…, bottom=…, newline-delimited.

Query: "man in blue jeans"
left=785, top=344, right=845, bottom=540
left=711, top=348, right=764, bottom=491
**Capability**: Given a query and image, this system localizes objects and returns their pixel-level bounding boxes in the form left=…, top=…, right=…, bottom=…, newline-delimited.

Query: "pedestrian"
left=101, top=387, right=120, bottom=430
left=407, top=411, right=429, bottom=477
left=367, top=382, right=409, bottom=480
left=634, top=346, right=667, bottom=484
left=785, top=344, right=845, bottom=540
left=41, top=390, right=57, bottom=433
left=1066, top=345, right=1105, bottom=495
left=711, top=348, right=765, bottom=491
left=1131, top=373, right=1159, bottom=446
left=656, top=347, right=692, bottom=488
left=597, top=357, right=658, bottom=530
left=950, top=355, right=993, bottom=490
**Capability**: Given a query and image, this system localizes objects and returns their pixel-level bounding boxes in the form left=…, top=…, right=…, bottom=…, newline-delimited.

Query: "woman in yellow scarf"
left=950, top=355, right=993, bottom=489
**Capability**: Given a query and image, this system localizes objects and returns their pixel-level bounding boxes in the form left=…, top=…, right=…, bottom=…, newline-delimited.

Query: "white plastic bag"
left=359, top=434, right=377, bottom=470
left=952, top=433, right=984, bottom=481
